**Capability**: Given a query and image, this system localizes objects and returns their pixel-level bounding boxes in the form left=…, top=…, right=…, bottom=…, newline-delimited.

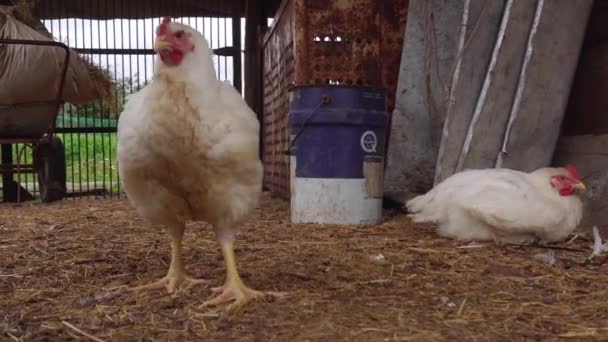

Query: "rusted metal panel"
left=262, top=0, right=295, bottom=198
left=262, top=0, right=408, bottom=198
left=34, top=0, right=283, bottom=19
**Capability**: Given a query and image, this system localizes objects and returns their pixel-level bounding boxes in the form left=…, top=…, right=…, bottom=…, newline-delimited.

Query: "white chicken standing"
left=406, top=165, right=586, bottom=244
left=117, top=17, right=282, bottom=311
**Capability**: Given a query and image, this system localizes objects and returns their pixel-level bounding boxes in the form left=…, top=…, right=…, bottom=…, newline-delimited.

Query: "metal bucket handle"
left=284, top=94, right=332, bottom=155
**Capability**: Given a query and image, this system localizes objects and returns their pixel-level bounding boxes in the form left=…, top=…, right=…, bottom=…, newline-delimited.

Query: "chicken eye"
left=175, top=31, right=184, bottom=39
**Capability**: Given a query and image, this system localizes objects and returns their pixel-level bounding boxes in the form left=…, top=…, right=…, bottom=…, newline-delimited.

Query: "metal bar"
left=0, top=138, right=42, bottom=144
left=232, top=15, right=242, bottom=93
left=215, top=16, right=220, bottom=79
left=136, top=10, right=141, bottom=85
left=143, top=5, right=149, bottom=87
left=119, top=6, right=127, bottom=196
left=65, top=16, right=83, bottom=196
left=223, top=17, right=227, bottom=83
left=55, top=127, right=117, bottom=134
left=0, top=101, right=61, bottom=109
left=82, top=17, right=91, bottom=198
left=112, top=0, right=121, bottom=197
left=0, top=164, right=34, bottom=169
left=92, top=4, right=99, bottom=198
left=211, top=15, right=216, bottom=78
left=0, top=167, right=36, bottom=174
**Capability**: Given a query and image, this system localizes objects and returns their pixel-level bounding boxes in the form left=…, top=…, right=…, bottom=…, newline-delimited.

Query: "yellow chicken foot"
left=201, top=241, right=286, bottom=312
left=131, top=224, right=207, bottom=294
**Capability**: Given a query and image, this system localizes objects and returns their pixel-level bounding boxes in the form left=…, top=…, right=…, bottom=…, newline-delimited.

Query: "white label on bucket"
left=360, top=130, right=378, bottom=153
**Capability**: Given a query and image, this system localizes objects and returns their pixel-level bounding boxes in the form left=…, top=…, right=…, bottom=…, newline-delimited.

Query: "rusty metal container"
left=262, top=0, right=408, bottom=198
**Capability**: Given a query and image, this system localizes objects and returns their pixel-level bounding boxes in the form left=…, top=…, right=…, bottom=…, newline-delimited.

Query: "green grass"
left=60, top=132, right=120, bottom=193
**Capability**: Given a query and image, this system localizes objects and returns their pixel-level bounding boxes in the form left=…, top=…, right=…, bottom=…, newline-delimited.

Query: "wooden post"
left=232, top=15, right=242, bottom=94
left=1, top=144, right=16, bottom=202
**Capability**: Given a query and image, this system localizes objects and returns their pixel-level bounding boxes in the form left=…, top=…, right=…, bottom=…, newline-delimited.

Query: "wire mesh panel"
left=2, top=0, right=243, bottom=201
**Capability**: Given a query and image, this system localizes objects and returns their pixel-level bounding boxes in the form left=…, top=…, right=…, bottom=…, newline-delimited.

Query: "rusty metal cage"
left=262, top=0, right=408, bottom=198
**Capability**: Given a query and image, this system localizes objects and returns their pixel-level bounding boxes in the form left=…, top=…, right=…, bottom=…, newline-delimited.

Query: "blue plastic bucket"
left=287, top=85, right=388, bottom=225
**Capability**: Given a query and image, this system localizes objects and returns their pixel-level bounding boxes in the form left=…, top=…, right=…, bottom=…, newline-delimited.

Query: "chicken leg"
left=132, top=223, right=207, bottom=294
left=201, top=241, right=285, bottom=312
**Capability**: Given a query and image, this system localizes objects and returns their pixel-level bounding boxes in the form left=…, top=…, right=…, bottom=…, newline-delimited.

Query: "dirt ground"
left=1, top=193, right=608, bottom=341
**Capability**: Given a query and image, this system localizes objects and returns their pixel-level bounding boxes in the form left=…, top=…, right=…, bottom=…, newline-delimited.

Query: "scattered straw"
left=61, top=321, right=106, bottom=342
left=1, top=193, right=608, bottom=340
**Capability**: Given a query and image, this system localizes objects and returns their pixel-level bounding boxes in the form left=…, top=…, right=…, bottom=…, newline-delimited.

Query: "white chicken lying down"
left=117, top=17, right=283, bottom=311
left=406, top=165, right=586, bottom=244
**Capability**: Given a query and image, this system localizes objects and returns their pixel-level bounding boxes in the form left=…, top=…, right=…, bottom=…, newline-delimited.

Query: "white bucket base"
left=290, top=177, right=382, bottom=225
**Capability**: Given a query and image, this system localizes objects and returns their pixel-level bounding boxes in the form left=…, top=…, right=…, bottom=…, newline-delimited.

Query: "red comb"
left=565, top=164, right=581, bottom=181
left=156, top=16, right=172, bottom=35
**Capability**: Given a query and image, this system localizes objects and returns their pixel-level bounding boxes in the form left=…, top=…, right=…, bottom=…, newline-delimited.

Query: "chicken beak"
left=154, top=38, right=172, bottom=53
left=573, top=181, right=586, bottom=191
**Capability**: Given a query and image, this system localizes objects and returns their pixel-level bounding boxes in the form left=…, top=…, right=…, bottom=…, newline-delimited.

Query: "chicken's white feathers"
left=406, top=168, right=583, bottom=244
left=117, top=21, right=262, bottom=237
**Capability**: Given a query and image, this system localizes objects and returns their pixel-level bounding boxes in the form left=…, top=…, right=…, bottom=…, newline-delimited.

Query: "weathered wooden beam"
left=454, top=0, right=537, bottom=171
left=433, top=0, right=507, bottom=184
left=386, top=0, right=593, bottom=203
left=383, top=0, right=465, bottom=203
left=496, top=0, right=593, bottom=171
left=433, top=0, right=593, bottom=184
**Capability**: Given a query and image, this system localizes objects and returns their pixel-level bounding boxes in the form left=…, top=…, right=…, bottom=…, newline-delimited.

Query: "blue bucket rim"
left=287, top=84, right=387, bottom=95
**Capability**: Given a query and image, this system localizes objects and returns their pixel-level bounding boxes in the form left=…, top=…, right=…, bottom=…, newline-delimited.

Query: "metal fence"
left=3, top=1, right=243, bottom=201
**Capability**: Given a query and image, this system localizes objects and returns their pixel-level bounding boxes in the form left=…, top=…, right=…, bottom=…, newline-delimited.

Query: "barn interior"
left=1, top=0, right=608, bottom=340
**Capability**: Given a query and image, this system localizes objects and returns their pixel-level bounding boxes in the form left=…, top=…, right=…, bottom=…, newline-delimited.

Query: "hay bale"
left=3, top=0, right=116, bottom=111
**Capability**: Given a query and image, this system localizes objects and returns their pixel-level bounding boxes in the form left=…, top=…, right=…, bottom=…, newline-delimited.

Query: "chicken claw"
left=131, top=223, right=208, bottom=295
left=131, top=273, right=208, bottom=294
left=200, top=241, right=286, bottom=312
left=202, top=282, right=285, bottom=312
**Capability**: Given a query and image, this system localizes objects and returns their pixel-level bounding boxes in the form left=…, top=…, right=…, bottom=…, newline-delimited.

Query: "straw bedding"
left=1, top=193, right=607, bottom=341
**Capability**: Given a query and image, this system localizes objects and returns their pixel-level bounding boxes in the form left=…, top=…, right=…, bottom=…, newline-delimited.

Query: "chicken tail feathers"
left=404, top=192, right=437, bottom=223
